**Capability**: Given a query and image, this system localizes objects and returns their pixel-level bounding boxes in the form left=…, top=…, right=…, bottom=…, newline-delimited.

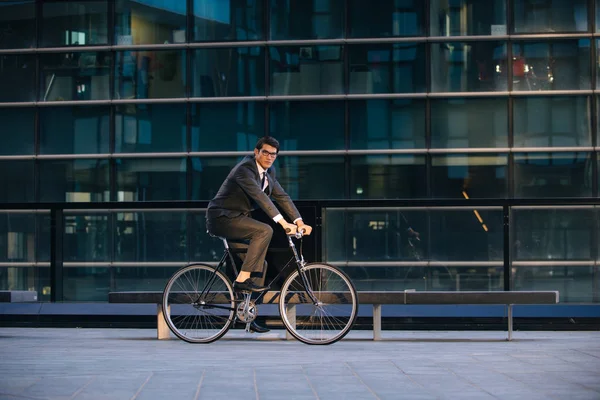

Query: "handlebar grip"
left=285, top=228, right=291, bottom=233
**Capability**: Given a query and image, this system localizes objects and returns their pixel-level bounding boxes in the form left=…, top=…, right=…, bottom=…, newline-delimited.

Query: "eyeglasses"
left=260, top=149, right=278, bottom=158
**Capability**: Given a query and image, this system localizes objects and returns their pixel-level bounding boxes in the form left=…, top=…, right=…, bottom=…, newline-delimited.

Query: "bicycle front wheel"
left=162, top=263, right=235, bottom=343
left=279, top=263, right=358, bottom=345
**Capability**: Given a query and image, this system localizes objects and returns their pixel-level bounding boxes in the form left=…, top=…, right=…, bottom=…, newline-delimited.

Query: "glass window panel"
left=512, top=39, right=591, bottom=91
left=273, top=156, right=345, bottom=199
left=270, top=0, right=344, bottom=40
left=513, top=207, right=596, bottom=261
left=324, top=208, right=428, bottom=262
left=349, top=0, right=425, bottom=38
left=514, top=152, right=593, bottom=198
left=63, top=214, right=110, bottom=262
left=431, top=98, right=508, bottom=148
left=0, top=266, right=48, bottom=300
left=0, top=108, right=34, bottom=154
left=191, top=211, right=224, bottom=261
left=514, top=96, right=591, bottom=148
left=349, top=43, right=426, bottom=94
left=432, top=154, right=508, bottom=198
left=350, top=99, right=426, bottom=150
left=194, top=0, right=264, bottom=41
left=115, top=50, right=185, bottom=99
left=63, top=266, right=109, bottom=301
left=115, top=104, right=186, bottom=153
left=192, top=47, right=265, bottom=97
left=0, top=54, right=35, bottom=102
left=40, top=106, right=110, bottom=154
left=512, top=265, right=595, bottom=302
left=112, top=266, right=180, bottom=294
left=40, top=51, right=111, bottom=102
left=37, top=214, right=51, bottom=262
left=116, top=158, right=186, bottom=201
left=39, top=159, right=110, bottom=202
left=350, top=155, right=427, bottom=199
left=430, top=0, right=507, bottom=36
left=0, top=213, right=36, bottom=262
left=429, top=209, right=504, bottom=262
left=0, top=161, right=34, bottom=202
left=270, top=101, right=344, bottom=150
left=513, top=0, right=588, bottom=34
left=431, top=41, right=508, bottom=92
left=41, top=1, right=108, bottom=47
left=270, top=45, right=344, bottom=95
left=0, top=1, right=35, bottom=49
left=115, top=212, right=187, bottom=262
left=115, top=0, right=187, bottom=45
left=191, top=156, right=243, bottom=200
left=191, top=102, right=264, bottom=152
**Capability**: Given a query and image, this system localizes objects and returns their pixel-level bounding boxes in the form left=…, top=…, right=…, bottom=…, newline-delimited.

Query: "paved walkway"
left=0, top=328, right=599, bottom=400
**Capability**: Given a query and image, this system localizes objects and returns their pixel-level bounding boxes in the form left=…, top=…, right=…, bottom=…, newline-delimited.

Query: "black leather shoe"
left=248, top=321, right=270, bottom=333
left=233, top=279, right=269, bottom=293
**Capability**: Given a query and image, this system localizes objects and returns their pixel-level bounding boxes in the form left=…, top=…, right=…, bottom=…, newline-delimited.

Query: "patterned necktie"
left=261, top=171, right=267, bottom=191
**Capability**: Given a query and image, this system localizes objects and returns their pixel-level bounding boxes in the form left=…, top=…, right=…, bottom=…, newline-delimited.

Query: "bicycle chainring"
left=236, top=300, right=257, bottom=323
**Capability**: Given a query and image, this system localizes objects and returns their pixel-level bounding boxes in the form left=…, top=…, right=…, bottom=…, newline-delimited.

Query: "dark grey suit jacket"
left=206, top=155, right=301, bottom=222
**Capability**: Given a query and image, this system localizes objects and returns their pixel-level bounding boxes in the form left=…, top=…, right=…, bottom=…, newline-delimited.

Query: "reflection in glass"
left=432, top=154, right=508, bottom=198
left=350, top=99, right=425, bottom=150
left=514, top=152, right=592, bottom=198
left=429, top=209, right=504, bottom=262
left=194, top=0, right=264, bottom=41
left=514, top=97, right=591, bottom=147
left=270, top=101, right=344, bottom=150
left=325, top=209, right=427, bottom=262
left=0, top=108, right=34, bottom=155
left=513, top=208, right=596, bottom=261
left=193, top=47, right=264, bottom=97
left=349, top=0, right=424, bottom=37
left=63, top=214, right=109, bottom=262
left=350, top=155, right=427, bottom=199
left=39, top=159, right=110, bottom=203
left=349, top=43, right=426, bottom=94
left=40, top=52, right=111, bottom=101
left=191, top=103, right=263, bottom=152
left=116, top=158, right=186, bottom=201
left=40, top=106, right=110, bottom=154
left=513, top=0, right=588, bottom=33
left=0, top=1, right=35, bottom=49
left=115, top=50, right=185, bottom=99
left=273, top=156, right=345, bottom=199
left=115, top=0, right=187, bottom=45
left=270, top=0, right=344, bottom=40
left=0, top=213, right=36, bottom=262
left=270, top=45, right=344, bottom=95
left=0, top=161, right=34, bottom=202
left=64, top=267, right=109, bottom=301
left=191, top=157, right=244, bottom=200
left=512, top=265, right=595, bottom=302
left=430, top=0, right=507, bottom=36
left=115, top=104, right=186, bottom=153
left=431, top=98, right=508, bottom=148
left=431, top=41, right=507, bottom=92
left=191, top=212, right=223, bottom=261
left=115, top=212, right=187, bottom=262
left=512, top=40, right=591, bottom=91
left=41, top=1, right=108, bottom=47
left=0, top=54, right=35, bottom=102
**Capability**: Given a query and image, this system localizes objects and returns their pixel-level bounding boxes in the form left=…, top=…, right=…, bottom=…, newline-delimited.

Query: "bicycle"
left=161, top=229, right=359, bottom=345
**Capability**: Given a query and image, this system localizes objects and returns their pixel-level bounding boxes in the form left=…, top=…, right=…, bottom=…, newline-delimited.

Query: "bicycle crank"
left=236, top=300, right=257, bottom=324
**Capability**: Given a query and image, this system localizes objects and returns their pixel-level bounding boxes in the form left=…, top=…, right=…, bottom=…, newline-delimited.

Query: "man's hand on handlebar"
left=279, top=220, right=297, bottom=235
left=295, top=220, right=312, bottom=236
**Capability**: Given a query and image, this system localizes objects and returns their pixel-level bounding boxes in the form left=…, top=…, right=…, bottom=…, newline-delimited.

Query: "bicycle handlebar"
left=285, top=227, right=306, bottom=239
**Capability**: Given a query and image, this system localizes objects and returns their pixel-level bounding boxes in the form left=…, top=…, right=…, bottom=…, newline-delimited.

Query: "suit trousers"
left=206, top=215, right=272, bottom=283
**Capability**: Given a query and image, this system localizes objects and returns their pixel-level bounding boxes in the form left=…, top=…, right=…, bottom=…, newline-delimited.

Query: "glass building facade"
left=0, top=0, right=598, bottom=305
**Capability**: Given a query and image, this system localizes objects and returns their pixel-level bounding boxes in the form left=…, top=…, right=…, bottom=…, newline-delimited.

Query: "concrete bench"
left=108, top=290, right=559, bottom=341
left=0, top=291, right=38, bottom=302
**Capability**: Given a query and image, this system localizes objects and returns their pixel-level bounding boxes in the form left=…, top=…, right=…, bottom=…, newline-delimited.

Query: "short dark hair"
left=255, top=136, right=280, bottom=152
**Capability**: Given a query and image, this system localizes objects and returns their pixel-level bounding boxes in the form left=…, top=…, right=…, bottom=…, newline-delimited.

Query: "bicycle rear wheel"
left=279, top=263, right=358, bottom=345
left=162, top=263, right=235, bottom=343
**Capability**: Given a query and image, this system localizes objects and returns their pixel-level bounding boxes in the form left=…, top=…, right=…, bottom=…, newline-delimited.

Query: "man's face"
left=254, top=144, right=278, bottom=170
